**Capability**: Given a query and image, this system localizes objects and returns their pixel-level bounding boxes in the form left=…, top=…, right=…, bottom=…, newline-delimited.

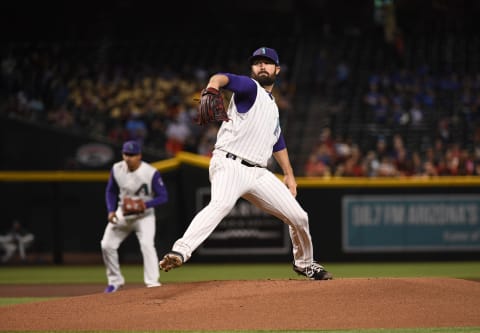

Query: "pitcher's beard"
left=253, top=73, right=276, bottom=86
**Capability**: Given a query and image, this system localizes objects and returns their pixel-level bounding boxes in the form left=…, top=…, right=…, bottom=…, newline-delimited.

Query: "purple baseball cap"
left=248, top=47, right=280, bottom=66
left=122, top=140, right=141, bottom=155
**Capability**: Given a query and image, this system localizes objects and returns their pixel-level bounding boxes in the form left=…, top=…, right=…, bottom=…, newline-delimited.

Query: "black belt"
left=225, top=152, right=262, bottom=168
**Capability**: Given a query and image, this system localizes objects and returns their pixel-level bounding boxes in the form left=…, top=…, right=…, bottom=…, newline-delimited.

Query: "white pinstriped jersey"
left=170, top=74, right=317, bottom=269
left=215, top=79, right=281, bottom=167
left=112, top=161, right=157, bottom=214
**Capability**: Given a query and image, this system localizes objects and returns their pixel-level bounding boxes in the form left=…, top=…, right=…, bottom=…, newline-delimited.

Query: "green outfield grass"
left=0, top=261, right=479, bottom=284
left=0, top=297, right=55, bottom=306
left=1, top=262, right=479, bottom=333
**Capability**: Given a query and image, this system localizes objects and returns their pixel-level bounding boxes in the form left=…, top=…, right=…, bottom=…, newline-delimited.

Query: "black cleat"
left=159, top=251, right=184, bottom=272
left=293, top=261, right=333, bottom=280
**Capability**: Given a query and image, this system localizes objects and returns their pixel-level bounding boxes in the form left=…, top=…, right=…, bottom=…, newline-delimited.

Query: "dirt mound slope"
left=1, top=278, right=479, bottom=331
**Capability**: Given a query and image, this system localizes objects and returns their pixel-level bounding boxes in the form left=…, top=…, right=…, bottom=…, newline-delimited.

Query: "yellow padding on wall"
left=2, top=151, right=480, bottom=187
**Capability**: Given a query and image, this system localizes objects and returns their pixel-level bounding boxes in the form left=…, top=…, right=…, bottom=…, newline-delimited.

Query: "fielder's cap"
left=249, top=47, right=280, bottom=66
left=122, top=140, right=141, bottom=155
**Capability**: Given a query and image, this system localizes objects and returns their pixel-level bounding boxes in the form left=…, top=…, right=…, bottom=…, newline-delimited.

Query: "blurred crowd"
left=2, top=41, right=480, bottom=177
left=305, top=65, right=480, bottom=177
left=305, top=127, right=480, bottom=177
left=0, top=43, right=294, bottom=160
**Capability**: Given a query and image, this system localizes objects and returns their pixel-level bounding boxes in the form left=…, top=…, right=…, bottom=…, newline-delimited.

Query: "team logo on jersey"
left=134, top=184, right=149, bottom=196
left=274, top=118, right=280, bottom=138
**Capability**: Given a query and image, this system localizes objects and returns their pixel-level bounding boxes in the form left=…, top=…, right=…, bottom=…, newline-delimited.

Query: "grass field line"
left=0, top=261, right=479, bottom=284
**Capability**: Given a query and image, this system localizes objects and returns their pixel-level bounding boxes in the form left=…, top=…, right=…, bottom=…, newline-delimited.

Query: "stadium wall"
left=1, top=115, right=479, bottom=263
left=1, top=154, right=480, bottom=264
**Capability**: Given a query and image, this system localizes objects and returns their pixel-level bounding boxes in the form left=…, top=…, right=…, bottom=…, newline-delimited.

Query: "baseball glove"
left=196, top=87, right=229, bottom=125
left=122, top=197, right=146, bottom=216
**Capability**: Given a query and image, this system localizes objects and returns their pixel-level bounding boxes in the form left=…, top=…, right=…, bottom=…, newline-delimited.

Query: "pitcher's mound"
left=1, top=278, right=479, bottom=331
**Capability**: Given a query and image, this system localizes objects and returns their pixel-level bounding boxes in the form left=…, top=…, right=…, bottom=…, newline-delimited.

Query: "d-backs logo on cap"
left=122, top=140, right=141, bottom=155
left=249, top=47, right=279, bottom=66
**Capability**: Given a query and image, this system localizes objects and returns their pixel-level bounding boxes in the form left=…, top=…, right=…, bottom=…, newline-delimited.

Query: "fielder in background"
left=101, top=140, right=168, bottom=293
left=0, top=220, right=34, bottom=263
left=159, top=47, right=333, bottom=280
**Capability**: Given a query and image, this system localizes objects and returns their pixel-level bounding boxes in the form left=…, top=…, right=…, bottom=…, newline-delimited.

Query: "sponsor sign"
left=76, top=143, right=114, bottom=167
left=342, top=194, right=480, bottom=252
left=196, top=188, right=290, bottom=255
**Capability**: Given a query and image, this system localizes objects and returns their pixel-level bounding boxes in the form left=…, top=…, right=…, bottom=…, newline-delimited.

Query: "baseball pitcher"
left=159, top=47, right=333, bottom=280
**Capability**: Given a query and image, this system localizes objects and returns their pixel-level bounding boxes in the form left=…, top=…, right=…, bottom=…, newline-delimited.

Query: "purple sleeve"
left=273, top=134, right=286, bottom=152
left=145, top=171, right=168, bottom=208
left=105, top=170, right=119, bottom=213
left=221, top=73, right=257, bottom=113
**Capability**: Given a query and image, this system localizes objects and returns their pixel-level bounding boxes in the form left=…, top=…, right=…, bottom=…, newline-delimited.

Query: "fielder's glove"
left=122, top=197, right=146, bottom=216
left=196, top=87, right=229, bottom=125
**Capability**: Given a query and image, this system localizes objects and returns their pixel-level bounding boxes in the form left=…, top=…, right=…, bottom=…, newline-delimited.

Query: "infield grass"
left=0, top=261, right=479, bottom=284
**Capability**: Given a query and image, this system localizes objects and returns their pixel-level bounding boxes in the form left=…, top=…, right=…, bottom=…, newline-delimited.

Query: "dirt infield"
left=1, top=278, right=479, bottom=331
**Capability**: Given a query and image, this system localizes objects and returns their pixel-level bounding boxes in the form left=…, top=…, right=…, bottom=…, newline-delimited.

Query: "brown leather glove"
left=196, top=87, right=229, bottom=125
left=122, top=197, right=146, bottom=216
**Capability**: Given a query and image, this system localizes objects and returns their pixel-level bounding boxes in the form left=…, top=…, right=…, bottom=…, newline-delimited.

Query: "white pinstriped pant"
left=101, top=210, right=160, bottom=287
left=172, top=149, right=315, bottom=268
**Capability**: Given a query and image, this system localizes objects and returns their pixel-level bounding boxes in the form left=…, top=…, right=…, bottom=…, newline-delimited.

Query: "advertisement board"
left=342, top=194, right=480, bottom=252
left=195, top=187, right=291, bottom=256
